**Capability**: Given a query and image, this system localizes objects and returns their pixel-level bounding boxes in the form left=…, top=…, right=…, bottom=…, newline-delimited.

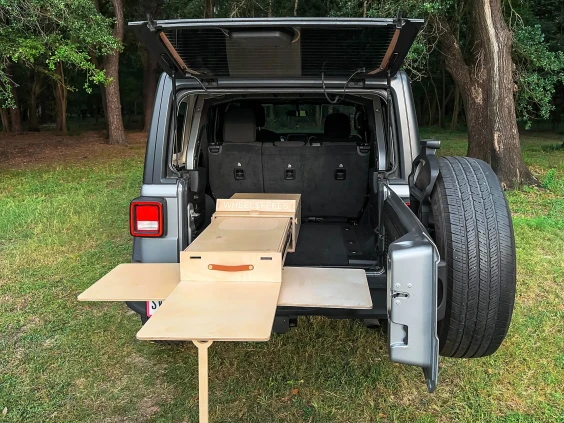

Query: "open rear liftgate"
left=79, top=193, right=437, bottom=422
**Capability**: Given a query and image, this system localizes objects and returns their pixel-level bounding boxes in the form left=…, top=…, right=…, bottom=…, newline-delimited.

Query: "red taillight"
left=130, top=201, right=164, bottom=237
left=405, top=201, right=411, bottom=207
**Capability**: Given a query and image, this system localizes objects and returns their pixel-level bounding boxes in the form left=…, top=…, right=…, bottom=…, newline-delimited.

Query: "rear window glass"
left=262, top=104, right=357, bottom=134
left=162, top=25, right=396, bottom=78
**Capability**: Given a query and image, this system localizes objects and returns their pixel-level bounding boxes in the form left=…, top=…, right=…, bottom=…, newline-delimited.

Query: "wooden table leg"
left=193, top=340, right=213, bottom=423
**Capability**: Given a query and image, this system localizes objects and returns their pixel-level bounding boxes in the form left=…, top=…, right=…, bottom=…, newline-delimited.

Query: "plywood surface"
left=278, top=267, right=372, bottom=309
left=231, top=193, right=301, bottom=202
left=77, top=263, right=179, bottom=301
left=79, top=264, right=371, bottom=309
left=136, top=281, right=281, bottom=341
left=187, top=216, right=290, bottom=253
left=213, top=210, right=295, bottom=218
left=218, top=193, right=300, bottom=214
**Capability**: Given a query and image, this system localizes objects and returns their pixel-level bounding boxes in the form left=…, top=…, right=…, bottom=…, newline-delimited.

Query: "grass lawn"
left=1, top=130, right=563, bottom=422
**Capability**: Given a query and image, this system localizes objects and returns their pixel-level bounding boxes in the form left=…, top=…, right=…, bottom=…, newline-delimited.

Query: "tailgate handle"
left=208, top=264, right=254, bottom=272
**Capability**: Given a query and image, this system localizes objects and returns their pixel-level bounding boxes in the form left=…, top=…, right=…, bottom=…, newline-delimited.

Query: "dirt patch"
left=0, top=131, right=147, bottom=169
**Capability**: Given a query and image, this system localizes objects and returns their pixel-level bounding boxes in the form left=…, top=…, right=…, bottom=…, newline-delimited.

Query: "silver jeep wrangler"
left=126, top=17, right=516, bottom=391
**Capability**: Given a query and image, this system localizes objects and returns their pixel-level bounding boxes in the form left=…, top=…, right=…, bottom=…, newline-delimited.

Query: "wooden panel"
left=218, top=193, right=300, bottom=214
left=78, top=264, right=371, bottom=309
left=214, top=193, right=301, bottom=252
left=278, top=267, right=372, bottom=309
left=180, top=216, right=290, bottom=282
left=136, top=281, right=281, bottom=341
left=231, top=193, right=301, bottom=202
left=77, top=263, right=179, bottom=301
left=187, top=216, right=290, bottom=252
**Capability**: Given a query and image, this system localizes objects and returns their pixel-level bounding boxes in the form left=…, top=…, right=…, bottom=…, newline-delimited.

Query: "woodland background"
left=1, top=2, right=564, bottom=421
left=1, top=0, right=563, bottom=186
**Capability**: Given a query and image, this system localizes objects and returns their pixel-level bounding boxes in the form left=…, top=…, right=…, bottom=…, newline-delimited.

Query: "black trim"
left=408, top=139, right=441, bottom=228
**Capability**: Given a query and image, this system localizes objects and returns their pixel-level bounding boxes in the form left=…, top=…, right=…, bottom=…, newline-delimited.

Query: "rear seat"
left=208, top=107, right=263, bottom=199
left=262, top=113, right=369, bottom=218
left=208, top=110, right=369, bottom=216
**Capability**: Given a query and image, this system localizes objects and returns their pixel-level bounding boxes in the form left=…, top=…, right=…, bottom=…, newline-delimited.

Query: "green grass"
left=1, top=130, right=564, bottom=422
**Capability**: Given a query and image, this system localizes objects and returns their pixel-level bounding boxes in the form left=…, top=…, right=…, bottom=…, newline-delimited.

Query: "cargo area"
left=185, top=94, right=385, bottom=271
left=285, top=218, right=377, bottom=268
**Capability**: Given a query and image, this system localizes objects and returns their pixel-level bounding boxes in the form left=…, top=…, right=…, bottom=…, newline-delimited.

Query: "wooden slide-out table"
left=78, top=194, right=372, bottom=422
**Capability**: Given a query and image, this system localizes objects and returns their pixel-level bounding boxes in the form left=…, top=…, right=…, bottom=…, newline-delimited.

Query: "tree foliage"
left=0, top=0, right=120, bottom=107
left=330, top=0, right=564, bottom=129
left=0, top=0, right=562, bottom=139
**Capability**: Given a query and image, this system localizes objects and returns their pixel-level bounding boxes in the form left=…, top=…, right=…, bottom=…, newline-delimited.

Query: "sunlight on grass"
left=1, top=131, right=563, bottom=422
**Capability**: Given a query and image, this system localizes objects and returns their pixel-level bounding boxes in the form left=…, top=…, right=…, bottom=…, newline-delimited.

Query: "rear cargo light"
left=130, top=198, right=166, bottom=237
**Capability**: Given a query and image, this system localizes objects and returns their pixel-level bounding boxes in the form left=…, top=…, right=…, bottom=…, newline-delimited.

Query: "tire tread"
left=433, top=157, right=516, bottom=358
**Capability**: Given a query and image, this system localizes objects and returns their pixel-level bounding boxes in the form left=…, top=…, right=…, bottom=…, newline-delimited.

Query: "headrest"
left=240, top=101, right=266, bottom=127
left=324, top=113, right=351, bottom=139
left=252, top=103, right=266, bottom=128
left=223, top=107, right=257, bottom=143
left=274, top=141, right=306, bottom=147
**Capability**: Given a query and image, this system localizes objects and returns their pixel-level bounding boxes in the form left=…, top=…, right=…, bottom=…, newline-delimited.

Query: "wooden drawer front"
left=220, top=193, right=300, bottom=215
left=180, top=251, right=283, bottom=282
left=181, top=216, right=291, bottom=283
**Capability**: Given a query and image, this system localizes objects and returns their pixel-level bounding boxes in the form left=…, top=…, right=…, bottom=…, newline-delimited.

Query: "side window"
left=172, top=97, right=196, bottom=169
left=174, top=101, right=188, bottom=156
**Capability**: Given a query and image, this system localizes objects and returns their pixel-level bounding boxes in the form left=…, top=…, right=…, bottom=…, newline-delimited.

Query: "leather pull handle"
left=208, top=264, right=254, bottom=272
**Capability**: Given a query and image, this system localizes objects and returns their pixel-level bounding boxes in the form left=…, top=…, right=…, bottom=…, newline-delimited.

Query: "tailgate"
left=129, top=17, right=423, bottom=80
left=381, top=184, right=439, bottom=392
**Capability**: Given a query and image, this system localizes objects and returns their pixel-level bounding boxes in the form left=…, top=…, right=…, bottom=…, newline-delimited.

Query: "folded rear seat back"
left=309, top=142, right=369, bottom=217
left=261, top=142, right=369, bottom=219
left=208, top=107, right=263, bottom=199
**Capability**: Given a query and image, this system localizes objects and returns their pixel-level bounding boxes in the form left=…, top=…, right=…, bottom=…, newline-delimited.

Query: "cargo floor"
left=284, top=221, right=377, bottom=267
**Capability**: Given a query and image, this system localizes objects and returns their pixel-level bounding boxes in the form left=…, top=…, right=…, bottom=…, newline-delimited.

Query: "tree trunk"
left=427, top=59, right=441, bottom=127
left=53, top=61, right=68, bottom=134
left=451, top=86, right=460, bottom=130
left=28, top=70, right=43, bottom=132
left=435, top=13, right=535, bottom=188
left=6, top=63, right=22, bottom=133
left=0, top=108, right=9, bottom=132
left=103, top=0, right=127, bottom=146
left=441, top=64, right=446, bottom=128
left=141, top=47, right=158, bottom=132
left=422, top=83, right=432, bottom=126
left=89, top=53, right=108, bottom=134
left=462, top=81, right=491, bottom=161
left=294, top=0, right=299, bottom=16
left=472, top=0, right=535, bottom=188
left=204, top=0, right=214, bottom=18
left=91, top=0, right=108, bottom=135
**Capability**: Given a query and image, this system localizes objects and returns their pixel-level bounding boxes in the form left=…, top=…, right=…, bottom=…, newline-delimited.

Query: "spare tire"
left=429, top=156, right=516, bottom=358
